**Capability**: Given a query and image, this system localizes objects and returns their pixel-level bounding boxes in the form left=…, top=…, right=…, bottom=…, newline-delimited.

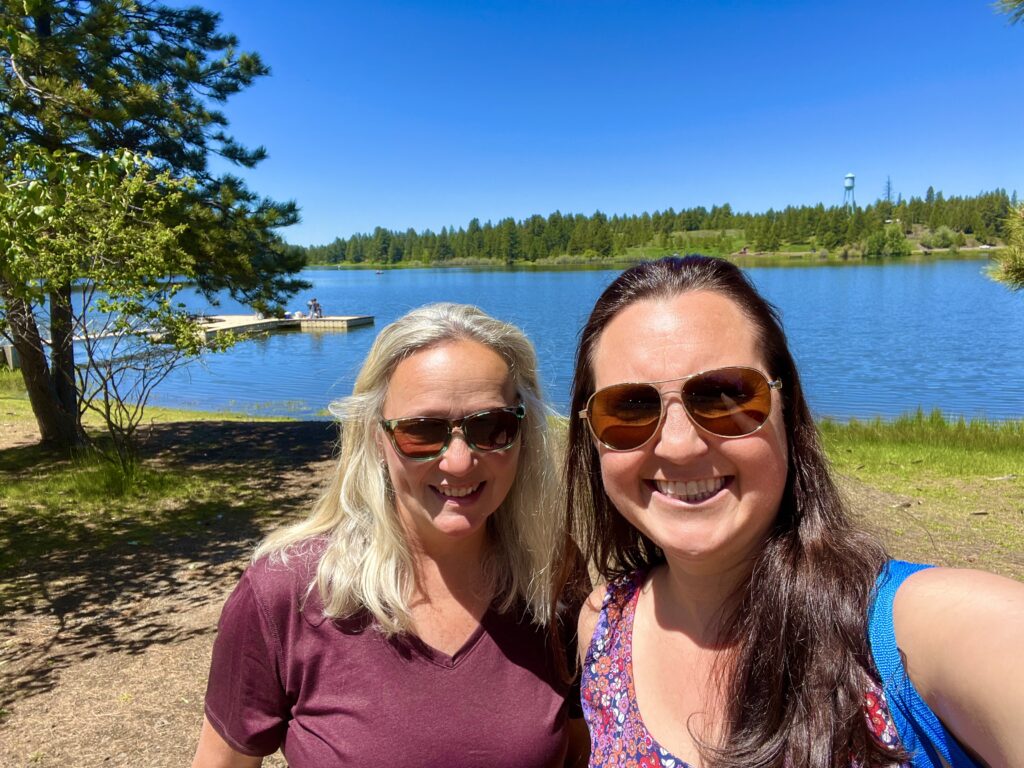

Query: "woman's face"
left=379, top=339, right=521, bottom=554
left=590, top=290, right=789, bottom=574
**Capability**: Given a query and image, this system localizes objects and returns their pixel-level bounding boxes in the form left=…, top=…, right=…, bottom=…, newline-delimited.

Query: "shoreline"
left=298, top=248, right=1000, bottom=272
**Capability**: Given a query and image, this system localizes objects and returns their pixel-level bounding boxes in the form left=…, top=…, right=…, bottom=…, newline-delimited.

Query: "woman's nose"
left=652, top=400, right=710, bottom=459
left=438, top=428, right=474, bottom=473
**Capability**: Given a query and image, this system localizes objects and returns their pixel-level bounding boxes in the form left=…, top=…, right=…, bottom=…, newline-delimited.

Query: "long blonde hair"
left=256, top=302, right=562, bottom=635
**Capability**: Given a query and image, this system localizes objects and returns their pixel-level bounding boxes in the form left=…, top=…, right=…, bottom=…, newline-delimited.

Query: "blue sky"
left=190, top=0, right=1024, bottom=246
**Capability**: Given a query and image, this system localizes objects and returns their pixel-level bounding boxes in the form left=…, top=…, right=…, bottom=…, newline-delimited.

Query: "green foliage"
left=300, top=188, right=1013, bottom=267
left=0, top=146, right=228, bottom=478
left=1, top=0, right=307, bottom=455
left=919, top=225, right=965, bottom=250
left=864, top=223, right=912, bottom=258
left=2, top=147, right=189, bottom=301
left=1, top=1, right=267, bottom=171
left=990, top=203, right=1024, bottom=290
left=995, top=0, right=1024, bottom=25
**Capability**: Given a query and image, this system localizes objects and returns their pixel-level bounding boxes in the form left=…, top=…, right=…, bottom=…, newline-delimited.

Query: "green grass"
left=820, top=410, right=1024, bottom=576
left=0, top=366, right=32, bottom=419
left=0, top=445, right=254, bottom=602
left=820, top=409, right=1024, bottom=482
left=2, top=366, right=292, bottom=425
left=0, top=426, right=297, bottom=611
left=0, top=366, right=23, bottom=393
left=0, top=365, right=298, bottom=597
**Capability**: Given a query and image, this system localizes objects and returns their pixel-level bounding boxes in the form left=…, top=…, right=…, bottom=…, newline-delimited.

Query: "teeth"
left=437, top=484, right=480, bottom=498
left=655, top=477, right=725, bottom=503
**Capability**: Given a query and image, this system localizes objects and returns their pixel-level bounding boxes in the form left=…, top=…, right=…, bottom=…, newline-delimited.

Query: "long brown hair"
left=565, top=255, right=903, bottom=767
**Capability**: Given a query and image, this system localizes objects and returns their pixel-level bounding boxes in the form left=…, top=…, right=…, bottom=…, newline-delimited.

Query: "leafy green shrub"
left=865, top=224, right=912, bottom=258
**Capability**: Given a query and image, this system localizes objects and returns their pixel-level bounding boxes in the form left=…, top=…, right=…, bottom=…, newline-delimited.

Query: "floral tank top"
left=581, top=570, right=905, bottom=767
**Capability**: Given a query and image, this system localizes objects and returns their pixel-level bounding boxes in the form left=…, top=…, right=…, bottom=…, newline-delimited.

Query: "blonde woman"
left=193, top=303, right=586, bottom=767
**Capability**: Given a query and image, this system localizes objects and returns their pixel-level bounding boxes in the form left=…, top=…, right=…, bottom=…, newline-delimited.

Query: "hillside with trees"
left=297, top=188, right=1016, bottom=267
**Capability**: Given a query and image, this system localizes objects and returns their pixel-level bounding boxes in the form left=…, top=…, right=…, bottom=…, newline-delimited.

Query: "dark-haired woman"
left=565, top=256, right=1024, bottom=767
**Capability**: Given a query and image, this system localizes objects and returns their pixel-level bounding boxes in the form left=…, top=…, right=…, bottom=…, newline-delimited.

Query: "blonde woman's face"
left=379, top=340, right=521, bottom=555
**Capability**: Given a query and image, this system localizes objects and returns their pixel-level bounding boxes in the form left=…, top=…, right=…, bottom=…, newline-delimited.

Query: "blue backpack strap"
left=868, top=560, right=981, bottom=767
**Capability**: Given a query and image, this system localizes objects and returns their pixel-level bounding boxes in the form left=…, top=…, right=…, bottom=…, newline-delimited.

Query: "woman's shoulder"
left=886, top=564, right=1024, bottom=766
left=237, top=538, right=328, bottom=618
left=891, top=565, right=1024, bottom=633
left=873, top=561, right=1024, bottom=648
left=890, top=564, right=1024, bottom=620
left=577, top=569, right=647, bottom=658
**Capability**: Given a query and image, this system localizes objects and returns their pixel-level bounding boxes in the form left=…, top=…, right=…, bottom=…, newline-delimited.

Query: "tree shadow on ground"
left=0, top=420, right=338, bottom=716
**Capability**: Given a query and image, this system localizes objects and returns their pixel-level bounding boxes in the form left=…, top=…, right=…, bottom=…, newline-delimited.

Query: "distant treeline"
left=295, top=188, right=1017, bottom=266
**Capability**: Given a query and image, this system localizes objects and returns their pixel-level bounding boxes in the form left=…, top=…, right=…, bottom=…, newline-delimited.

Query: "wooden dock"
left=0, top=315, right=374, bottom=370
left=199, top=314, right=374, bottom=341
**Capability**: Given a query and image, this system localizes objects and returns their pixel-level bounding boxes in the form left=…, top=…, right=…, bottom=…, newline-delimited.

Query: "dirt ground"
left=0, top=419, right=337, bottom=768
left=0, top=418, right=1019, bottom=767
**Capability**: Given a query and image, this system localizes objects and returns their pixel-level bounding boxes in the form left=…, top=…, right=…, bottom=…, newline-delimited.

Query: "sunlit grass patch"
left=820, top=409, right=1024, bottom=574
left=820, top=408, right=1023, bottom=480
left=0, top=450, right=236, bottom=580
left=3, top=366, right=294, bottom=427
left=0, top=367, right=33, bottom=419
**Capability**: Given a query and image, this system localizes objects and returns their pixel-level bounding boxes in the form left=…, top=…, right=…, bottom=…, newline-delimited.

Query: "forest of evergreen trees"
left=294, top=188, right=1016, bottom=266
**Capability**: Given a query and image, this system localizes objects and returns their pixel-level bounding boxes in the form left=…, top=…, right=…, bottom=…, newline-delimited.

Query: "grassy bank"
left=820, top=410, right=1023, bottom=574
left=1, top=366, right=290, bottom=426
left=821, top=409, right=1023, bottom=483
left=301, top=242, right=1003, bottom=271
left=3, top=367, right=1021, bottom=584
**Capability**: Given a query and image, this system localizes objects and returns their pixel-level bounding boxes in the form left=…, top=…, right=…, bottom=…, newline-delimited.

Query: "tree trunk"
left=1, top=286, right=84, bottom=452
left=49, top=284, right=79, bottom=420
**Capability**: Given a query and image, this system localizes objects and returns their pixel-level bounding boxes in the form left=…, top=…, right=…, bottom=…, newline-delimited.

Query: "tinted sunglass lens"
left=683, top=369, right=771, bottom=437
left=465, top=409, right=521, bottom=450
left=591, top=384, right=662, bottom=450
left=391, top=419, right=449, bottom=458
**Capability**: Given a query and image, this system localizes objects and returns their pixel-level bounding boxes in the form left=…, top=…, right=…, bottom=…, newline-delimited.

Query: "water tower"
left=843, top=173, right=856, bottom=210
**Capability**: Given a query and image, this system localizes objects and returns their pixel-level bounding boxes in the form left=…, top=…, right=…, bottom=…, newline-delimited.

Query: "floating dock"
left=199, top=314, right=374, bottom=341
left=0, top=315, right=375, bottom=371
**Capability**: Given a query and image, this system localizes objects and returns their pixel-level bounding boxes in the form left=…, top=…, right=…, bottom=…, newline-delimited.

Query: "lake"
left=149, top=259, right=1024, bottom=421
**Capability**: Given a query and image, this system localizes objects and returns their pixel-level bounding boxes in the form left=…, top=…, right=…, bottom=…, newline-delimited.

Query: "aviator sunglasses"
left=380, top=404, right=526, bottom=461
left=579, top=366, right=782, bottom=450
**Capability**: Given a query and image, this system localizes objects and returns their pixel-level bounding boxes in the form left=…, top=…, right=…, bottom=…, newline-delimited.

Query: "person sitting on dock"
left=307, top=297, right=323, bottom=318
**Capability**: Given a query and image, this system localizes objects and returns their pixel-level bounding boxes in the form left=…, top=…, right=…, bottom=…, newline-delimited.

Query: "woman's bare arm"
left=191, top=716, right=263, bottom=768
left=894, top=567, right=1024, bottom=766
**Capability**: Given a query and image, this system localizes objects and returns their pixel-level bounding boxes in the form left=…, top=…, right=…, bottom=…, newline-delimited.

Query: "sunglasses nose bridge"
left=655, top=391, right=711, bottom=449
left=444, top=422, right=476, bottom=453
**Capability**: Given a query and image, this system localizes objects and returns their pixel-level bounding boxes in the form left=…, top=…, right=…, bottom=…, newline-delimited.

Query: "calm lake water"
left=147, top=259, right=1024, bottom=421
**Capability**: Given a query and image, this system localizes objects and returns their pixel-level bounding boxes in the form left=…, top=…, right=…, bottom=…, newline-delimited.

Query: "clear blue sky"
left=188, top=0, right=1024, bottom=247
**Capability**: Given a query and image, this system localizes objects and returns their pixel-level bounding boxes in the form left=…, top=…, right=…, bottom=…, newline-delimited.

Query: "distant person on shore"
left=565, top=255, right=1024, bottom=767
left=192, top=303, right=587, bottom=767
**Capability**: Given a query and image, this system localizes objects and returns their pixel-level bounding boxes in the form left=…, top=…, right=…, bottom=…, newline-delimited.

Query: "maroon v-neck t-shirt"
left=204, top=551, right=571, bottom=766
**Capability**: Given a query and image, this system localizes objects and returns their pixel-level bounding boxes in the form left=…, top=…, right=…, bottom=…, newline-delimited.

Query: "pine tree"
left=1, top=1, right=305, bottom=451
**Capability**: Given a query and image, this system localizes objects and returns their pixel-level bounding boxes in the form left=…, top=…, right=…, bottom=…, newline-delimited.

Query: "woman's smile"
left=651, top=476, right=731, bottom=504
left=432, top=481, right=485, bottom=502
